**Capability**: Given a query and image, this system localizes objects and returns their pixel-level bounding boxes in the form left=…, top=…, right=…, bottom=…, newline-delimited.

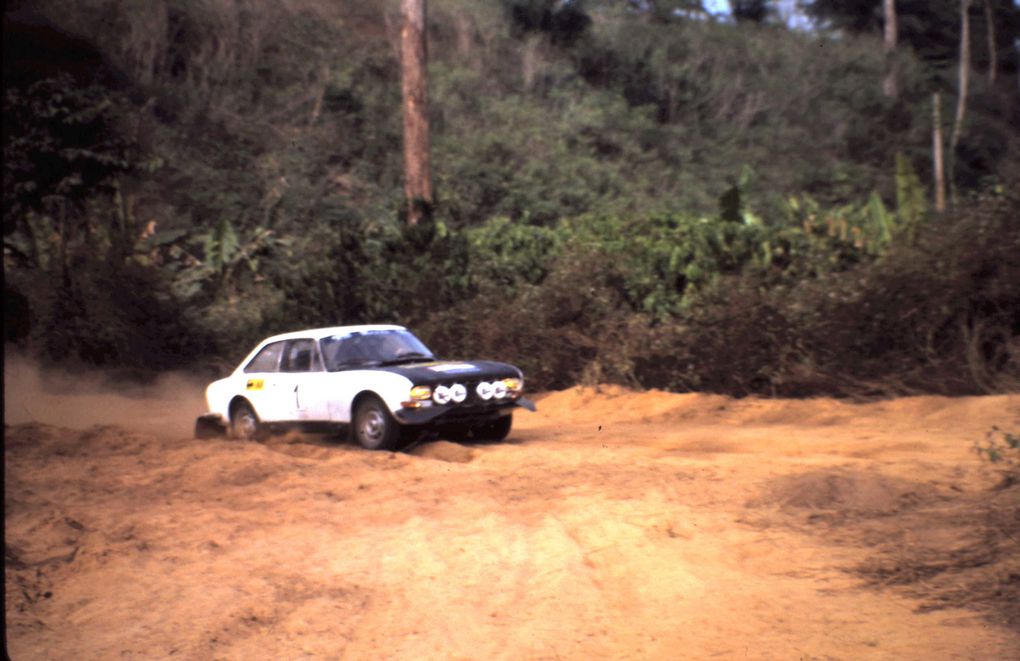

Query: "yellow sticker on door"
left=246, top=379, right=264, bottom=391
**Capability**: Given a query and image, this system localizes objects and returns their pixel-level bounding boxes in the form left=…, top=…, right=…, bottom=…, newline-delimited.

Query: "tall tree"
left=983, top=0, right=996, bottom=83
left=882, top=0, right=898, bottom=98
left=401, top=0, right=432, bottom=225
left=949, top=0, right=971, bottom=201
left=932, top=92, right=946, bottom=212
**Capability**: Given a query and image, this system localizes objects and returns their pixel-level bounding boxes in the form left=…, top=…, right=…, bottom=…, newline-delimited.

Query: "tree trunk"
left=949, top=0, right=971, bottom=203
left=983, top=0, right=996, bottom=84
left=400, top=0, right=432, bottom=225
left=933, top=93, right=946, bottom=213
left=882, top=0, right=898, bottom=98
left=309, top=67, right=328, bottom=127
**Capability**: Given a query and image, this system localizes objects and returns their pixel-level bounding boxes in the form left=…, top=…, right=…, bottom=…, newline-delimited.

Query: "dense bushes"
left=662, top=190, right=1019, bottom=397
left=418, top=191, right=1020, bottom=396
left=4, top=1, right=1019, bottom=397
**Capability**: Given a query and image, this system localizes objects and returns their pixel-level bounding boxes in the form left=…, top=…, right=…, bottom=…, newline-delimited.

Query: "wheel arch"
left=228, top=395, right=256, bottom=421
left=351, top=390, right=384, bottom=417
left=350, top=389, right=405, bottom=450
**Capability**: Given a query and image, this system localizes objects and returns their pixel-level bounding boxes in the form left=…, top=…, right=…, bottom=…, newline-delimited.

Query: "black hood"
left=374, top=359, right=522, bottom=386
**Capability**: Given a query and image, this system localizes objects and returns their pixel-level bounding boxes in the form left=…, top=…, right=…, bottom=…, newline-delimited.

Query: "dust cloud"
left=4, top=351, right=209, bottom=440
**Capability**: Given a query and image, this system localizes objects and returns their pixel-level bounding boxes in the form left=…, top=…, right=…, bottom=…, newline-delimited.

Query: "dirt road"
left=5, top=357, right=1019, bottom=659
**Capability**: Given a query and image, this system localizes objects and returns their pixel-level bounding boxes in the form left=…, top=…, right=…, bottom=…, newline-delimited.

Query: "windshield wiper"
left=380, top=353, right=434, bottom=366
left=329, top=360, right=381, bottom=371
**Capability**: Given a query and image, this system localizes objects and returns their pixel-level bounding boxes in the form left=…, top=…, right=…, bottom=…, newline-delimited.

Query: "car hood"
left=373, top=360, right=521, bottom=386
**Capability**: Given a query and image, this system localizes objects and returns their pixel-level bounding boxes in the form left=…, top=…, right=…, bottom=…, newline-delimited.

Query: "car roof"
left=259, top=325, right=408, bottom=344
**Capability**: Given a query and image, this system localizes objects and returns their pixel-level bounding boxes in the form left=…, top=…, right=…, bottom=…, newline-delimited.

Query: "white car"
left=195, top=325, right=535, bottom=450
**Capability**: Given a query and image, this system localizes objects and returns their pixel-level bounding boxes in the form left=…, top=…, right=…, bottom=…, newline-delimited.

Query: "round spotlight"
left=450, top=383, right=467, bottom=403
left=492, top=380, right=508, bottom=399
left=476, top=381, right=494, bottom=400
left=433, top=385, right=451, bottom=405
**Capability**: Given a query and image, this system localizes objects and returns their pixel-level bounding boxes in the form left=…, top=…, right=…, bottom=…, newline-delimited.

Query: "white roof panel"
left=260, top=324, right=407, bottom=344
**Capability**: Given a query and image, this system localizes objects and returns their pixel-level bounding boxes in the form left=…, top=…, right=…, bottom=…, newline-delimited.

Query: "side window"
left=244, top=341, right=285, bottom=373
left=280, top=339, right=322, bottom=373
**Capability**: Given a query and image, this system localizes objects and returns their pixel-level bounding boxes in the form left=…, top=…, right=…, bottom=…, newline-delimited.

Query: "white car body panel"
left=205, top=361, right=415, bottom=424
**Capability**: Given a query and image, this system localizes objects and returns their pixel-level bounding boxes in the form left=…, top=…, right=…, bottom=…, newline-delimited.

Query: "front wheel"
left=353, top=396, right=403, bottom=451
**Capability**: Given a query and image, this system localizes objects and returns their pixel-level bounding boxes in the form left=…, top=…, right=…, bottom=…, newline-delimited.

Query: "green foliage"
left=865, top=192, right=894, bottom=247
left=2, top=74, right=143, bottom=250
left=780, top=190, right=1020, bottom=395
left=4, top=76, right=128, bottom=186
left=431, top=66, right=660, bottom=225
left=554, top=212, right=766, bottom=318
left=803, top=0, right=1020, bottom=76
left=894, top=152, right=927, bottom=242
left=975, top=426, right=1020, bottom=470
left=764, top=158, right=933, bottom=279
left=571, top=15, right=933, bottom=209
left=503, top=0, right=592, bottom=46
left=4, top=0, right=1018, bottom=397
left=3, top=211, right=60, bottom=272
left=464, top=216, right=560, bottom=290
left=718, top=165, right=761, bottom=225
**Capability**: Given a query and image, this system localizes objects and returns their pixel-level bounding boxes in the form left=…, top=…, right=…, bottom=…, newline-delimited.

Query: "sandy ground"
left=5, top=354, right=1020, bottom=660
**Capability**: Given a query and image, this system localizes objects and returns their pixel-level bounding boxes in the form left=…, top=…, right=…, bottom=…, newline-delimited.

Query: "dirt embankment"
left=5, top=359, right=1020, bottom=660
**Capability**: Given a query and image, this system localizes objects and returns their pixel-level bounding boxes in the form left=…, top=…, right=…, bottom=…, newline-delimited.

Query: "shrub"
left=975, top=425, right=1020, bottom=487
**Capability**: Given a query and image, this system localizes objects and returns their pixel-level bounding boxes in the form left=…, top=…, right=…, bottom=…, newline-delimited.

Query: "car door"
left=240, top=340, right=289, bottom=422
left=317, top=334, right=375, bottom=423
left=277, top=338, right=331, bottom=421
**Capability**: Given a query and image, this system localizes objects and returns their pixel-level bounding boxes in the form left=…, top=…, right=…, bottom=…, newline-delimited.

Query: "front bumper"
left=394, top=397, right=536, bottom=426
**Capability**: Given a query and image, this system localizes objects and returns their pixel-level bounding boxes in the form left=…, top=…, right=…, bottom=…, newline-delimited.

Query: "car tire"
left=230, top=402, right=263, bottom=441
left=353, top=396, right=403, bottom=451
left=474, top=414, right=512, bottom=442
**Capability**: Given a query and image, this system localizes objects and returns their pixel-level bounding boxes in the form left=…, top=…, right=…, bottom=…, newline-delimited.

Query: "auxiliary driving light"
left=433, top=385, right=452, bottom=405
left=492, top=380, right=508, bottom=399
left=476, top=381, right=494, bottom=400
left=450, top=383, right=468, bottom=403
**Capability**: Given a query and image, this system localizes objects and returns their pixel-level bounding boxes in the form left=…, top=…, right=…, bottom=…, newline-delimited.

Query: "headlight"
left=476, top=381, right=494, bottom=400
left=450, top=383, right=467, bottom=403
left=502, top=378, right=523, bottom=395
left=433, top=385, right=451, bottom=405
left=409, top=385, right=432, bottom=401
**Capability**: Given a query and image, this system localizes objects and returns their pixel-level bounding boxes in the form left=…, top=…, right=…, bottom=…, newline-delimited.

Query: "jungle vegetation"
left=4, top=0, right=1019, bottom=396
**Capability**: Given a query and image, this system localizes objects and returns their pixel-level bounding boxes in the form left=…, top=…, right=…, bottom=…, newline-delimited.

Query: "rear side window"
left=244, top=341, right=285, bottom=373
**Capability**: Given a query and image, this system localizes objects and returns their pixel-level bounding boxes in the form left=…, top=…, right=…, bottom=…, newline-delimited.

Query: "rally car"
left=194, top=325, right=535, bottom=450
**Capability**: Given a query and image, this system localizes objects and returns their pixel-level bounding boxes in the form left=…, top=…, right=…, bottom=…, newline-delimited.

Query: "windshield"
left=320, top=330, right=435, bottom=371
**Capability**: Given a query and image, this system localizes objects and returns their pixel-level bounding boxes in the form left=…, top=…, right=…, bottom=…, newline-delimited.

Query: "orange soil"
left=5, top=356, right=1020, bottom=660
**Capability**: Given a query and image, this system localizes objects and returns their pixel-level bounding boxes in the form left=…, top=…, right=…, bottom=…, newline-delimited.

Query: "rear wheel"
left=230, top=402, right=263, bottom=441
left=353, top=396, right=402, bottom=450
